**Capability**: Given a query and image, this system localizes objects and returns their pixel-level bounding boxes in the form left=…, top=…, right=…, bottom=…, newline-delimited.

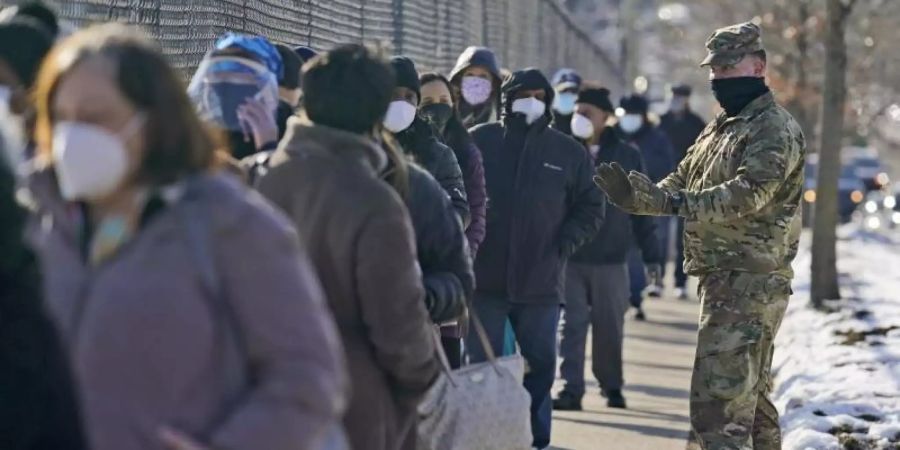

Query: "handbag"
left=416, top=311, right=533, bottom=450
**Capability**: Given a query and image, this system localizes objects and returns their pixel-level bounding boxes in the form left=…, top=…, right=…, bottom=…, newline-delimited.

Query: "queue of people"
left=0, top=3, right=750, bottom=450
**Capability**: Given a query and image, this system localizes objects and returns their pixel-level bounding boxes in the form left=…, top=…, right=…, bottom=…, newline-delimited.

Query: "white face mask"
left=619, top=114, right=643, bottom=134
left=382, top=100, right=417, bottom=133
left=461, top=76, right=492, bottom=106
left=52, top=115, right=144, bottom=201
left=0, top=85, right=26, bottom=170
left=553, top=92, right=577, bottom=115
left=511, top=97, right=546, bottom=125
left=570, top=113, right=595, bottom=139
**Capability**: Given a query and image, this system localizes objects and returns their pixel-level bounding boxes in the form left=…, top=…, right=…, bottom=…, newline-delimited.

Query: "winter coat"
left=440, top=122, right=487, bottom=256
left=615, top=121, right=675, bottom=183
left=257, top=118, right=439, bottom=450
left=552, top=111, right=573, bottom=136
left=570, top=128, right=661, bottom=266
left=0, top=160, right=86, bottom=450
left=398, top=116, right=470, bottom=227
left=26, top=168, right=347, bottom=450
left=387, top=159, right=474, bottom=324
left=660, top=109, right=706, bottom=164
left=470, top=69, right=606, bottom=303
left=449, top=46, right=502, bottom=128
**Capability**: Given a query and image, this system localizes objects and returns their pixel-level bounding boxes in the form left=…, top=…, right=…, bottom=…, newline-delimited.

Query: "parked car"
left=802, top=156, right=865, bottom=226
left=844, top=146, right=890, bottom=192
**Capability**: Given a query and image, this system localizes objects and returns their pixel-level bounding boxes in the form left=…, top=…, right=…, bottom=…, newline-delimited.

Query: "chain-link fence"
left=2, top=0, right=624, bottom=90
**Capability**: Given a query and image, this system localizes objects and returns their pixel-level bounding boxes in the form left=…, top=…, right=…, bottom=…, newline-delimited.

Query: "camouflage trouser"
left=690, top=271, right=791, bottom=450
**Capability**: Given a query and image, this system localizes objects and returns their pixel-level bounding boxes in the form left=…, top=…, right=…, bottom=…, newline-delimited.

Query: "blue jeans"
left=627, top=248, right=646, bottom=307
left=629, top=216, right=672, bottom=306
left=466, top=294, right=561, bottom=449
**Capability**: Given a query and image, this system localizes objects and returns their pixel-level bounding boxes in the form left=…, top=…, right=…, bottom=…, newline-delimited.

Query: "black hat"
left=274, top=44, right=302, bottom=89
left=0, top=18, right=52, bottom=88
left=390, top=56, right=420, bottom=102
left=576, top=87, right=614, bottom=113
left=294, top=46, right=318, bottom=64
left=671, top=84, right=692, bottom=96
left=620, top=94, right=649, bottom=115
left=501, top=68, right=553, bottom=114
left=0, top=1, right=58, bottom=37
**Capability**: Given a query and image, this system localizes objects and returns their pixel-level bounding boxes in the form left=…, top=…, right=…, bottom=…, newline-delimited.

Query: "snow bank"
left=774, top=226, right=900, bottom=450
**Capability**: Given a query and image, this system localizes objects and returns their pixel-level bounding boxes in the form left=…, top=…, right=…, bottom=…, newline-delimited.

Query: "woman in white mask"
left=448, top=46, right=503, bottom=128
left=25, top=23, right=347, bottom=450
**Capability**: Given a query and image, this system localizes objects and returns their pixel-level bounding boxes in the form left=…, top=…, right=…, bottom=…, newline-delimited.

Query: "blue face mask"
left=553, top=92, right=577, bottom=115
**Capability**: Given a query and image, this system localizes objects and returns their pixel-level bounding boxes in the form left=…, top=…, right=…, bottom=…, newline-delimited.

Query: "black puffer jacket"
left=570, top=128, right=661, bottom=265
left=397, top=116, right=470, bottom=226
left=409, top=164, right=474, bottom=323
left=1, top=158, right=86, bottom=450
left=552, top=111, right=573, bottom=136
left=470, top=68, right=606, bottom=304
left=382, top=155, right=474, bottom=324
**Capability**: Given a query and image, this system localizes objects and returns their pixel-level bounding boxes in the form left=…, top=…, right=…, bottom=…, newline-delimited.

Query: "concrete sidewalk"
left=550, top=295, right=700, bottom=450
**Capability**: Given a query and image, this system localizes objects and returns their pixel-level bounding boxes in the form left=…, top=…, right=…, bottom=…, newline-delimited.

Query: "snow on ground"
left=774, top=226, right=900, bottom=450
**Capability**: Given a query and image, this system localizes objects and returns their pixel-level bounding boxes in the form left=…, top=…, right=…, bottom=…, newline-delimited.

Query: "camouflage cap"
left=700, top=21, right=764, bottom=67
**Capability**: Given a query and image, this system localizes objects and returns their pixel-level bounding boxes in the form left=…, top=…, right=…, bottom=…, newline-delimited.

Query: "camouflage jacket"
left=653, top=92, right=805, bottom=277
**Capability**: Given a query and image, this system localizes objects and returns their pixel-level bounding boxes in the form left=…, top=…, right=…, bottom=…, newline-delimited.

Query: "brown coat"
left=25, top=168, right=347, bottom=450
left=257, top=117, right=439, bottom=450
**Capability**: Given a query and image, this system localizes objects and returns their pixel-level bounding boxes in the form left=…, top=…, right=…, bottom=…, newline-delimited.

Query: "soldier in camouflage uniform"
left=594, top=22, right=805, bottom=450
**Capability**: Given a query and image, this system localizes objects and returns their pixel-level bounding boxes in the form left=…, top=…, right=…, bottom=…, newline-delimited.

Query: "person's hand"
left=594, top=162, right=635, bottom=210
left=237, top=98, right=279, bottom=151
left=159, top=427, right=209, bottom=450
left=645, top=263, right=662, bottom=287
left=627, top=171, right=672, bottom=215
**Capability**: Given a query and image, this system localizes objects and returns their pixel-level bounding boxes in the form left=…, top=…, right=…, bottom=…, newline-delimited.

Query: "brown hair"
left=33, top=23, right=221, bottom=186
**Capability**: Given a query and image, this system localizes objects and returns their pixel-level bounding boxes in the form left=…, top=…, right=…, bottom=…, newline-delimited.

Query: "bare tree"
left=811, top=0, right=858, bottom=307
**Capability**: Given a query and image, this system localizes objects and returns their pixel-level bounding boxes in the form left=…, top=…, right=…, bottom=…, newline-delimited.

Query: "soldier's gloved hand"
left=627, top=170, right=673, bottom=215
left=645, top=263, right=662, bottom=287
left=594, top=162, right=635, bottom=210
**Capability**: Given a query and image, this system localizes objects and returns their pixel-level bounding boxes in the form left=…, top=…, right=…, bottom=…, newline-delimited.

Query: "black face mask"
left=419, top=103, right=453, bottom=133
left=710, top=77, right=770, bottom=117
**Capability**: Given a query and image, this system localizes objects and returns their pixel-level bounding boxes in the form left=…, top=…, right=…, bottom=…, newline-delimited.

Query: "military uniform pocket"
left=694, top=321, right=764, bottom=401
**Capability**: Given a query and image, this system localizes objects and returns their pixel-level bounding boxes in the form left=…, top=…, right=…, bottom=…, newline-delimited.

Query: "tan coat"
left=257, top=117, right=439, bottom=450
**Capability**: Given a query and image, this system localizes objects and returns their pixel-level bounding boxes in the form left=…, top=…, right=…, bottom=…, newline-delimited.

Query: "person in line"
left=255, top=44, right=439, bottom=450
left=419, top=72, right=487, bottom=257
left=274, top=43, right=304, bottom=139
left=0, top=104, right=86, bottom=450
left=468, top=68, right=606, bottom=450
left=0, top=17, right=53, bottom=162
left=189, top=33, right=283, bottom=160
left=550, top=68, right=582, bottom=136
left=25, top=24, right=347, bottom=450
left=615, top=93, right=674, bottom=318
left=553, top=86, right=660, bottom=411
left=594, top=22, right=804, bottom=449
left=659, top=84, right=706, bottom=300
left=385, top=56, right=469, bottom=225
left=448, top=46, right=503, bottom=128
left=418, top=72, right=486, bottom=367
left=379, top=131, right=474, bottom=369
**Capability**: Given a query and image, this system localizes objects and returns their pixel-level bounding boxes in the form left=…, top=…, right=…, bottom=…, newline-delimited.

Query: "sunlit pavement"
left=550, top=288, right=699, bottom=450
